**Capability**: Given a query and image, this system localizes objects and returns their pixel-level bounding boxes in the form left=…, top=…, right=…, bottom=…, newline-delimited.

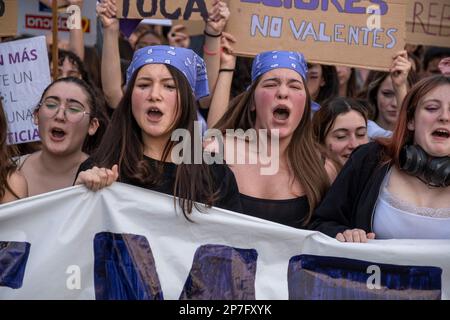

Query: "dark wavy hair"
left=90, top=64, right=220, bottom=218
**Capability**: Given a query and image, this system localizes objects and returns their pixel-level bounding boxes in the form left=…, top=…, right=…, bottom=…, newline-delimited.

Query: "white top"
left=373, top=169, right=450, bottom=239
left=367, top=120, right=392, bottom=140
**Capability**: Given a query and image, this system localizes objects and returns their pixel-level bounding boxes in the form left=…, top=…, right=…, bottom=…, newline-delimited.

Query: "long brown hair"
left=91, top=64, right=219, bottom=218
left=378, top=75, right=450, bottom=167
left=0, top=100, right=19, bottom=200
left=215, top=75, right=330, bottom=225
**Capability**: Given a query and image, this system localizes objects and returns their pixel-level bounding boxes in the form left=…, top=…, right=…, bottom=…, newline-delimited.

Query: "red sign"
left=25, top=14, right=90, bottom=33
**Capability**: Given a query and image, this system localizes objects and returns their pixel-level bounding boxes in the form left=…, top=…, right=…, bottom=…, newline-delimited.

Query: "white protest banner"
left=0, top=0, right=18, bottom=36
left=0, top=183, right=449, bottom=300
left=117, top=0, right=213, bottom=20
left=0, top=36, right=51, bottom=145
left=17, top=0, right=97, bottom=46
left=225, top=0, right=407, bottom=71
left=406, top=0, right=450, bottom=48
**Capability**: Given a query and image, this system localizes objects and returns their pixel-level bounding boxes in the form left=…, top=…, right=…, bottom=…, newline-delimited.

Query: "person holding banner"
left=18, top=77, right=102, bottom=197
left=363, top=51, right=416, bottom=139
left=0, top=101, right=28, bottom=204
left=213, top=50, right=336, bottom=228
left=310, top=75, right=450, bottom=241
left=312, top=97, right=369, bottom=167
left=75, top=45, right=242, bottom=217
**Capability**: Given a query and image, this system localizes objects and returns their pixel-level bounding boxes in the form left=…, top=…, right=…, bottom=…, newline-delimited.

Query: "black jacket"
left=309, top=142, right=390, bottom=237
left=76, top=156, right=243, bottom=214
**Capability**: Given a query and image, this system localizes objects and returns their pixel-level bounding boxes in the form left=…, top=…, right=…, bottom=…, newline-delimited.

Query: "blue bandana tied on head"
left=251, top=50, right=308, bottom=82
left=251, top=50, right=322, bottom=112
left=126, top=45, right=209, bottom=100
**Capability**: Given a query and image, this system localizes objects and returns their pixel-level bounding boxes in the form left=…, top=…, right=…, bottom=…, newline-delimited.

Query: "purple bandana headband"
left=126, top=45, right=209, bottom=100
left=251, top=50, right=308, bottom=82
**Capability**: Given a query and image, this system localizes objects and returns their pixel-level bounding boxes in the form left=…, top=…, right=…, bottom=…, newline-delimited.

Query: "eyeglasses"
left=39, top=99, right=90, bottom=123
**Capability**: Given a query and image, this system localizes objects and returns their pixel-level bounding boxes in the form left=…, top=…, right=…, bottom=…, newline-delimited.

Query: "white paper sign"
left=0, top=36, right=51, bottom=144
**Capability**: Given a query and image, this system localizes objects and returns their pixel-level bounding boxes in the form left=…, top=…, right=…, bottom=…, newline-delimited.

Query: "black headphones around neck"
left=399, top=144, right=450, bottom=188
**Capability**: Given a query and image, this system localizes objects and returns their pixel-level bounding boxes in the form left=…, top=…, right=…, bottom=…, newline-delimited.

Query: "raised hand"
left=220, top=32, right=237, bottom=70
left=96, top=0, right=119, bottom=31
left=205, top=0, right=230, bottom=36
left=390, top=50, right=412, bottom=89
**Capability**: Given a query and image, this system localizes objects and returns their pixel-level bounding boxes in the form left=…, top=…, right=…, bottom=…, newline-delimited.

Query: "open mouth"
left=51, top=128, right=66, bottom=139
left=432, top=129, right=450, bottom=139
left=273, top=106, right=290, bottom=121
left=147, top=107, right=163, bottom=120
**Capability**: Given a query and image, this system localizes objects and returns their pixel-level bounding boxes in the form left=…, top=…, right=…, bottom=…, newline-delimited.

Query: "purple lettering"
left=345, top=0, right=365, bottom=14
left=370, top=0, right=388, bottom=15
left=295, top=0, right=319, bottom=10
left=30, top=49, right=38, bottom=61
left=386, top=28, right=397, bottom=49
left=21, top=48, right=30, bottom=62
left=8, top=52, right=20, bottom=64
left=262, top=0, right=282, bottom=7
left=283, top=0, right=293, bottom=8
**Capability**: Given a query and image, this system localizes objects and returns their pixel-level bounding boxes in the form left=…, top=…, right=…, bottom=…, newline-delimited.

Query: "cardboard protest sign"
left=0, top=36, right=51, bottom=144
left=117, top=0, right=213, bottom=21
left=139, top=19, right=205, bottom=36
left=17, top=0, right=97, bottom=46
left=0, top=0, right=18, bottom=36
left=406, top=0, right=450, bottom=48
left=225, top=0, right=407, bottom=71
